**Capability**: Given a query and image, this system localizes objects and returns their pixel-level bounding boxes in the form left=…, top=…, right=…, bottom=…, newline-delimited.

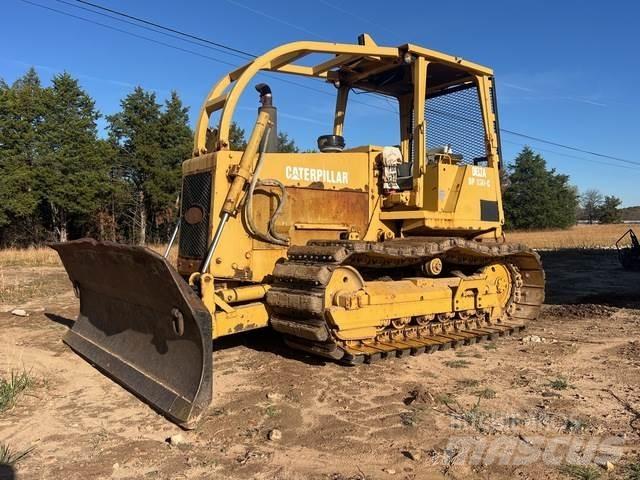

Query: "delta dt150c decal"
left=468, top=165, right=491, bottom=188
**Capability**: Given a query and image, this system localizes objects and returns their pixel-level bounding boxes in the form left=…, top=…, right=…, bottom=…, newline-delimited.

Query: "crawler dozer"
left=52, top=34, right=545, bottom=428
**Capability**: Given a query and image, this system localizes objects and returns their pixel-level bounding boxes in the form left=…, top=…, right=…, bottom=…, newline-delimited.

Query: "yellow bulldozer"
left=51, top=34, right=544, bottom=428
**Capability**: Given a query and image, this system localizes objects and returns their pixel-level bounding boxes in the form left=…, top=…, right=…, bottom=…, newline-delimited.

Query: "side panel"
left=252, top=187, right=370, bottom=247
left=178, top=150, right=378, bottom=281
left=381, top=162, right=504, bottom=237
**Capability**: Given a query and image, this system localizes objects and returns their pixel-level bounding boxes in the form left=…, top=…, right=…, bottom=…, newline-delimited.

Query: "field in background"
left=506, top=223, right=632, bottom=249
left=0, top=224, right=634, bottom=269
left=0, top=244, right=178, bottom=268
left=0, top=247, right=61, bottom=268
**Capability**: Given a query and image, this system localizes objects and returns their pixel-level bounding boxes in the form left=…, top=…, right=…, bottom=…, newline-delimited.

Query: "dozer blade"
left=50, top=239, right=212, bottom=429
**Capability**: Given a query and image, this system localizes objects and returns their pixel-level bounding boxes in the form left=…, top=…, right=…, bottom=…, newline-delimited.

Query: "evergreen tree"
left=107, top=87, right=162, bottom=244
left=93, top=138, right=127, bottom=241
left=503, top=146, right=578, bottom=230
left=107, top=87, right=191, bottom=244
left=38, top=72, right=106, bottom=241
left=229, top=121, right=247, bottom=150
left=0, top=69, right=196, bottom=246
left=155, top=91, right=192, bottom=240
left=277, top=131, right=299, bottom=153
left=0, top=69, right=46, bottom=244
left=598, top=195, right=622, bottom=224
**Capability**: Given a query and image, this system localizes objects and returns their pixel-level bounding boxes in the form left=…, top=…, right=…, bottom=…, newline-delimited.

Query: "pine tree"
left=0, top=69, right=46, bottom=244
left=598, top=195, right=622, bottom=224
left=277, top=131, right=299, bottom=153
left=38, top=73, right=106, bottom=241
left=107, top=87, right=191, bottom=244
left=107, top=87, right=162, bottom=244
left=503, top=146, right=578, bottom=230
left=229, top=121, right=247, bottom=150
left=155, top=91, right=192, bottom=241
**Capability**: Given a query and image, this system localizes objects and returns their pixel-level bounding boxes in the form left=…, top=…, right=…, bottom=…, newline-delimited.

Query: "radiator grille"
left=425, top=84, right=487, bottom=165
left=179, top=171, right=212, bottom=259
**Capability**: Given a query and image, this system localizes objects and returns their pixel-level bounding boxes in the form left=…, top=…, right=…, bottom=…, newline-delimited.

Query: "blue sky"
left=2, top=0, right=639, bottom=205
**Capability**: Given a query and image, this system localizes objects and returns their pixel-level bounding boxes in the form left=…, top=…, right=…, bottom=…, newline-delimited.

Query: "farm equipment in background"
left=51, top=34, right=545, bottom=428
left=616, top=229, right=640, bottom=270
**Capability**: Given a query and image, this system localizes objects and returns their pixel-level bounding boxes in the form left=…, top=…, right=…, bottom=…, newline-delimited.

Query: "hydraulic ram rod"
left=164, top=195, right=181, bottom=258
left=200, top=109, right=272, bottom=274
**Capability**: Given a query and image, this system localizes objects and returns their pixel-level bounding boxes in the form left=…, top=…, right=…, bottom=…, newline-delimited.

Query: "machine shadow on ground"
left=540, top=248, right=640, bottom=308
left=44, top=312, right=75, bottom=329
left=43, top=310, right=328, bottom=366
left=0, top=465, right=15, bottom=480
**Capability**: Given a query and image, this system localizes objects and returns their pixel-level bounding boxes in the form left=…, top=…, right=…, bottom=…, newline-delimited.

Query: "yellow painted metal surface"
left=327, top=264, right=511, bottom=340
left=179, top=148, right=382, bottom=280
left=213, top=302, right=269, bottom=338
left=176, top=34, right=513, bottom=339
left=193, top=36, right=495, bottom=157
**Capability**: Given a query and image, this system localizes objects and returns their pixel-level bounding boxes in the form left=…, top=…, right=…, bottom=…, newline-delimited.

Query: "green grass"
left=548, top=377, right=570, bottom=390
left=444, top=360, right=471, bottom=369
left=558, top=464, right=601, bottom=480
left=460, top=405, right=487, bottom=430
left=623, top=457, right=640, bottom=480
left=0, top=370, right=34, bottom=413
left=437, top=394, right=490, bottom=432
left=483, top=342, right=497, bottom=351
left=265, top=405, right=280, bottom=417
left=0, top=442, right=34, bottom=466
left=565, top=418, right=589, bottom=433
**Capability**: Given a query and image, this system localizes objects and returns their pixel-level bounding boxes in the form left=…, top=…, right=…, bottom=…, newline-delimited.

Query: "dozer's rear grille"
left=179, top=171, right=212, bottom=259
left=426, top=84, right=487, bottom=165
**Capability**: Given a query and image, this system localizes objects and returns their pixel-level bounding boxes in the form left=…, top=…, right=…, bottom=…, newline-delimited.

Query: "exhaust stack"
left=255, top=83, right=278, bottom=152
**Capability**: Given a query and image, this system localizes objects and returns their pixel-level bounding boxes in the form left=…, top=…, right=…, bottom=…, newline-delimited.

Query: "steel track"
left=267, top=237, right=545, bottom=364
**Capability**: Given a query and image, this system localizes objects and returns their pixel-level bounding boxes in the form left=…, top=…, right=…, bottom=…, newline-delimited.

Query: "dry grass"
left=149, top=244, right=178, bottom=264
left=0, top=225, right=633, bottom=271
left=0, top=275, right=51, bottom=305
left=506, top=224, right=634, bottom=249
left=0, top=247, right=61, bottom=267
left=0, top=244, right=178, bottom=268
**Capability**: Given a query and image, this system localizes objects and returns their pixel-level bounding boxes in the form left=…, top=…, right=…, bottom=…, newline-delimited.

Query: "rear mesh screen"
left=425, top=84, right=487, bottom=165
left=179, top=171, right=212, bottom=259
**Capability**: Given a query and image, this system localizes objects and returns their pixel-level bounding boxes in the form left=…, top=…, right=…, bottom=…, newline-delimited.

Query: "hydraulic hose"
left=244, top=127, right=289, bottom=246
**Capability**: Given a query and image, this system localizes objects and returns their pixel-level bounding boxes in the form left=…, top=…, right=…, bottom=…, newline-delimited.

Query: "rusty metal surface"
left=251, top=187, right=370, bottom=249
left=50, top=239, right=212, bottom=429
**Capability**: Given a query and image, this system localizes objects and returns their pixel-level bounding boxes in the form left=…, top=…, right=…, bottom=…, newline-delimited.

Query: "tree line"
left=0, top=68, right=626, bottom=247
left=502, top=147, right=624, bottom=229
left=0, top=69, right=298, bottom=247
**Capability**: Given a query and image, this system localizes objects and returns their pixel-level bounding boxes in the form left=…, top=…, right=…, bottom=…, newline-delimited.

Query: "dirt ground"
left=1, top=249, right=639, bottom=479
